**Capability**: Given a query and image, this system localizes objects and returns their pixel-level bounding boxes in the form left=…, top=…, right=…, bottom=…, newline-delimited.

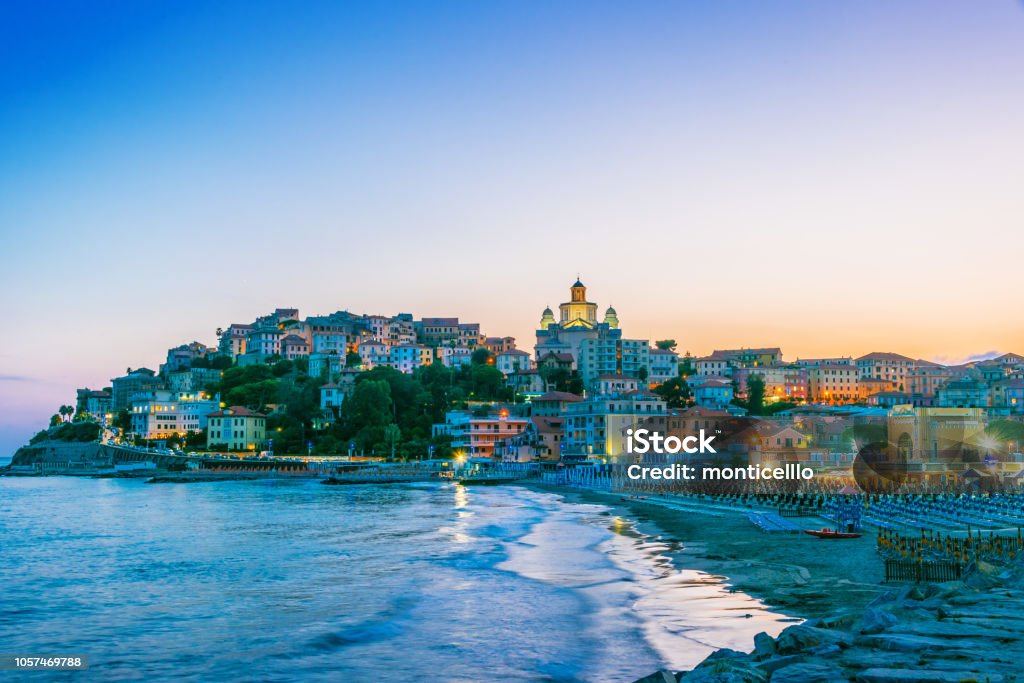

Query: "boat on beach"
left=804, top=528, right=863, bottom=539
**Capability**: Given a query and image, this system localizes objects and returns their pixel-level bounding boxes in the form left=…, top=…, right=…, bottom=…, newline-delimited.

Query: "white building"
left=130, top=390, right=220, bottom=440
left=495, top=349, right=534, bottom=375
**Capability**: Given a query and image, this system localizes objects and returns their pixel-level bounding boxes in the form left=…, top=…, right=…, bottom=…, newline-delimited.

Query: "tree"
left=745, top=375, right=766, bottom=416
left=58, top=405, right=74, bottom=423
left=113, top=408, right=133, bottom=434
left=638, top=366, right=649, bottom=383
left=384, top=424, right=401, bottom=460
left=653, top=376, right=691, bottom=409
left=49, top=414, right=62, bottom=428
left=471, top=348, right=493, bottom=365
left=679, top=353, right=695, bottom=377
left=346, top=351, right=362, bottom=368
left=655, top=339, right=677, bottom=351
left=341, top=379, right=395, bottom=453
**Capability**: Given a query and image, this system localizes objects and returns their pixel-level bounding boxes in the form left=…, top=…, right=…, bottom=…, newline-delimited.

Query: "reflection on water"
left=0, top=478, right=792, bottom=682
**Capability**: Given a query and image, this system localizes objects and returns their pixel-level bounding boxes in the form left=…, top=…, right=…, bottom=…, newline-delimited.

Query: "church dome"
left=539, top=306, right=556, bottom=330
left=604, top=305, right=619, bottom=329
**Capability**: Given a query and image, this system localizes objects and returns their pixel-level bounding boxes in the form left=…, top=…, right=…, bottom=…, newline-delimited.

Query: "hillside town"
left=53, top=279, right=1024, bottom=486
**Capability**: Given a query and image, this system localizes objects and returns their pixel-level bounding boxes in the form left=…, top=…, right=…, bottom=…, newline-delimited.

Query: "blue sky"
left=2, top=1, right=1024, bottom=455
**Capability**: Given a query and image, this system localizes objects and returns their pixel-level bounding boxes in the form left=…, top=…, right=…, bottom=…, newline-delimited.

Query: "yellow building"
left=808, top=364, right=860, bottom=403
left=207, top=406, right=267, bottom=452
left=559, top=279, right=599, bottom=328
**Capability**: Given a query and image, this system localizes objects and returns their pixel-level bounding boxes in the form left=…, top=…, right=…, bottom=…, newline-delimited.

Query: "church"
left=535, top=279, right=649, bottom=388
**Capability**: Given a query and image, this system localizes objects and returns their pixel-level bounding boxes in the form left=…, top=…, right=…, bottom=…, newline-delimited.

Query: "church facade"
left=535, top=279, right=650, bottom=388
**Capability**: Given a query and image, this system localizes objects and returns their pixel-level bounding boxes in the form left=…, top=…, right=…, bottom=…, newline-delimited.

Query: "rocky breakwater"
left=8, top=440, right=107, bottom=470
left=635, top=559, right=1024, bottom=683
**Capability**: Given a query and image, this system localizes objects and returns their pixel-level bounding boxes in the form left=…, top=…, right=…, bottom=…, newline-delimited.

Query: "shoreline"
left=526, top=482, right=885, bottom=621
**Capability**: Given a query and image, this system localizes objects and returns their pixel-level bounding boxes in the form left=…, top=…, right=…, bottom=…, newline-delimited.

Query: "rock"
left=756, top=654, right=804, bottom=674
left=886, top=620, right=1022, bottom=641
left=751, top=632, right=775, bottom=660
left=632, top=670, right=677, bottom=683
left=770, top=661, right=846, bottom=683
left=817, top=610, right=858, bottom=630
left=855, top=634, right=949, bottom=652
left=859, top=607, right=899, bottom=634
left=906, top=585, right=928, bottom=601
left=677, top=658, right=767, bottom=683
left=856, top=667, right=1004, bottom=682
left=775, top=625, right=852, bottom=654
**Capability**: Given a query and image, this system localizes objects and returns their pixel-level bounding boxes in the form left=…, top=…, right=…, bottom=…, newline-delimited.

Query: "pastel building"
left=856, top=352, right=917, bottom=391
left=808, top=364, right=860, bottom=404
left=433, top=410, right=529, bottom=459
left=693, top=379, right=733, bottom=409
left=207, top=407, right=267, bottom=452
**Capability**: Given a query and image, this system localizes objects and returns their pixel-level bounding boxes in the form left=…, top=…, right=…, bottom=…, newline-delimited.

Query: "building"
left=413, top=318, right=485, bottom=348
left=111, top=368, right=165, bottom=411
left=246, top=327, right=283, bottom=357
left=937, top=378, right=990, bottom=408
left=648, top=348, right=680, bottom=386
left=493, top=416, right=565, bottom=462
left=992, top=380, right=1024, bottom=415
left=693, top=379, right=733, bottom=409
left=561, top=391, right=667, bottom=462
left=732, top=364, right=808, bottom=403
left=320, top=383, right=345, bottom=412
left=281, top=334, right=310, bottom=360
left=161, top=342, right=213, bottom=374
left=867, top=391, right=913, bottom=408
left=507, top=369, right=546, bottom=395
left=309, top=352, right=345, bottom=379
left=357, top=341, right=390, bottom=369
left=75, top=388, right=112, bottom=421
left=433, top=410, right=529, bottom=459
left=438, top=346, right=472, bottom=368
left=534, top=280, right=644, bottom=381
left=695, top=348, right=783, bottom=377
left=808, top=364, right=860, bottom=404
left=856, top=352, right=917, bottom=391
left=218, top=324, right=253, bottom=357
left=906, top=364, right=954, bottom=405
left=495, top=349, right=533, bottom=375
left=389, top=344, right=434, bottom=373
left=530, top=391, right=583, bottom=417
left=166, top=367, right=223, bottom=394
left=207, top=407, right=267, bottom=452
left=483, top=337, right=517, bottom=355
left=578, top=337, right=650, bottom=388
left=130, top=390, right=219, bottom=440
left=886, top=405, right=989, bottom=483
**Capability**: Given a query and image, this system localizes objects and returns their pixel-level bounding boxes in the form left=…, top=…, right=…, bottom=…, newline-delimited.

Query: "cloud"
left=930, top=350, right=1000, bottom=366
left=0, top=374, right=31, bottom=382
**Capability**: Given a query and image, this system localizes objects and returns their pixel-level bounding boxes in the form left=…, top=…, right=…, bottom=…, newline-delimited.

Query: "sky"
left=2, top=1, right=1023, bottom=456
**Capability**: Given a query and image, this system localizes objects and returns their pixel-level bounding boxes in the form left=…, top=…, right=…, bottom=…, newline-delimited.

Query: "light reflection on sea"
left=0, top=478, right=792, bottom=682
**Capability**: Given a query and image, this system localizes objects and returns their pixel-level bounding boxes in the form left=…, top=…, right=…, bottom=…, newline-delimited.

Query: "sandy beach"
left=530, top=483, right=885, bottom=621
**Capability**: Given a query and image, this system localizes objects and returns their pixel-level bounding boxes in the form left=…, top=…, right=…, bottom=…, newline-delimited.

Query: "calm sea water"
left=0, top=478, right=791, bottom=682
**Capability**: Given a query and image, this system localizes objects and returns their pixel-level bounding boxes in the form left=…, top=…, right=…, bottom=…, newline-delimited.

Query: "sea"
left=0, top=477, right=793, bottom=682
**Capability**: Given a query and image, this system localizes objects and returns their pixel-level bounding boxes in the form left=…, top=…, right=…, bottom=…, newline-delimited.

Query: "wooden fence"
left=884, top=559, right=964, bottom=583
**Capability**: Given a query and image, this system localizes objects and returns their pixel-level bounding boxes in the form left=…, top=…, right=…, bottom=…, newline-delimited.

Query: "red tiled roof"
left=208, top=406, right=265, bottom=418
